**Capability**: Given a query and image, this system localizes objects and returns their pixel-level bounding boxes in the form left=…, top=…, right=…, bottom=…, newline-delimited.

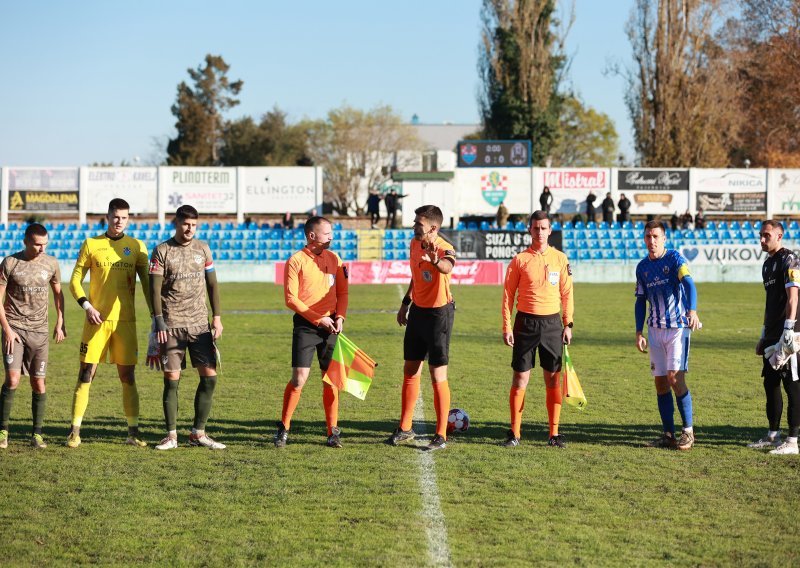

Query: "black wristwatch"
left=565, top=322, right=574, bottom=328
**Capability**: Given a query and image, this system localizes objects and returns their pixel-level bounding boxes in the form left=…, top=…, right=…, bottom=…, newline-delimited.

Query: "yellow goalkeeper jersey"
left=69, top=233, right=150, bottom=322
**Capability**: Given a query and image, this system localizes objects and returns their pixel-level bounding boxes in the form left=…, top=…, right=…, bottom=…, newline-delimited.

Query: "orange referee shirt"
left=502, top=245, right=573, bottom=333
left=410, top=236, right=457, bottom=308
left=284, top=246, right=349, bottom=325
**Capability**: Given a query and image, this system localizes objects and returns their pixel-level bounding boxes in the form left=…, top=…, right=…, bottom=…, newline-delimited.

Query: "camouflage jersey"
left=149, top=237, right=215, bottom=329
left=0, top=252, right=60, bottom=332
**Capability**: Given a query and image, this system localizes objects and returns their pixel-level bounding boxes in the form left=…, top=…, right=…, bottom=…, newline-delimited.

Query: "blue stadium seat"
left=395, top=250, right=409, bottom=261
left=344, top=251, right=357, bottom=261
left=332, top=223, right=343, bottom=230
left=578, top=250, right=591, bottom=261
left=467, top=222, right=478, bottom=230
left=257, top=251, right=269, bottom=261
left=515, top=221, right=527, bottom=231
left=752, top=221, right=762, bottom=230
left=384, top=251, right=395, bottom=260
left=480, top=221, right=490, bottom=231
left=383, top=241, right=394, bottom=250
left=231, top=251, right=243, bottom=261
left=598, top=222, right=608, bottom=229
left=610, top=222, right=621, bottom=230
left=586, top=222, right=597, bottom=230
left=218, top=251, right=230, bottom=261
left=504, top=221, right=514, bottom=230
left=574, top=221, right=585, bottom=230
left=706, top=221, right=716, bottom=230
left=279, top=250, right=292, bottom=260
left=456, top=221, right=466, bottom=230
left=562, top=221, right=573, bottom=230
left=293, top=229, right=305, bottom=239
left=245, top=251, right=257, bottom=261
left=268, top=251, right=280, bottom=261
left=551, top=221, right=561, bottom=230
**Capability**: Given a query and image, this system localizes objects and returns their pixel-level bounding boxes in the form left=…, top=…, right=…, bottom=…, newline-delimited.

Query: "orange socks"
left=510, top=386, right=526, bottom=438
left=546, top=386, right=562, bottom=437
left=322, top=383, right=339, bottom=436
left=400, top=374, right=420, bottom=431
left=281, top=382, right=303, bottom=429
left=432, top=380, right=450, bottom=438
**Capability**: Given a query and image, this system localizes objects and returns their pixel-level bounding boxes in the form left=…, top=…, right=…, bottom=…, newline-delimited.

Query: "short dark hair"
left=414, top=205, right=443, bottom=227
left=108, top=198, right=130, bottom=213
left=175, top=204, right=199, bottom=221
left=24, top=223, right=48, bottom=240
left=762, top=219, right=784, bottom=234
left=304, top=215, right=331, bottom=237
left=644, top=220, right=666, bottom=234
left=528, top=210, right=550, bottom=226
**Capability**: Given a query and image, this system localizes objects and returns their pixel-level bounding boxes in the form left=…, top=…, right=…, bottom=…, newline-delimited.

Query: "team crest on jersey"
left=194, top=254, right=203, bottom=264
left=40, top=270, right=48, bottom=280
left=548, top=271, right=559, bottom=286
left=663, top=266, right=669, bottom=275
left=422, top=270, right=433, bottom=282
left=123, top=247, right=131, bottom=256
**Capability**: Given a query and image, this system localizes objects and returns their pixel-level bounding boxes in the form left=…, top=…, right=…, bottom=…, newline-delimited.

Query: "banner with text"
left=691, top=168, right=767, bottom=213
left=535, top=168, right=611, bottom=215
left=240, top=167, right=320, bottom=213
left=452, top=168, right=532, bottom=214
left=440, top=229, right=562, bottom=260
left=615, top=168, right=690, bottom=215
left=82, top=167, right=158, bottom=213
left=159, top=167, right=237, bottom=213
left=275, top=260, right=504, bottom=285
left=769, top=169, right=800, bottom=215
left=7, top=168, right=79, bottom=212
left=679, top=243, right=767, bottom=265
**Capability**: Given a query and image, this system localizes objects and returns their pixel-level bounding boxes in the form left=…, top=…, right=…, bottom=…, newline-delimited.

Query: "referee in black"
left=751, top=220, right=800, bottom=454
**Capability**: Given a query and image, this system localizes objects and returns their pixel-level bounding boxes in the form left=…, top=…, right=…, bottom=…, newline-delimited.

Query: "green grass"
left=1, top=282, right=799, bottom=567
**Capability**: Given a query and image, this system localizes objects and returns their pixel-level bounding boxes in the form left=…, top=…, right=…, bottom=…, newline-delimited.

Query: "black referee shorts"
left=291, top=314, right=337, bottom=370
left=404, top=302, right=455, bottom=366
left=511, top=312, right=563, bottom=373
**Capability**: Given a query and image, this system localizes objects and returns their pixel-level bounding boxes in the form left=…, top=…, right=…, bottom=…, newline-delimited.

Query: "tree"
left=305, top=105, right=423, bottom=215
left=549, top=96, right=619, bottom=166
left=167, top=54, right=243, bottom=166
left=220, top=107, right=314, bottom=167
left=478, top=0, right=573, bottom=165
left=623, top=0, right=742, bottom=167
left=730, top=0, right=800, bottom=166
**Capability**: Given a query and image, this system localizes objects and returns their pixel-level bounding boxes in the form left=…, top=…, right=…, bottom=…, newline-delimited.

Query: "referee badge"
left=548, top=271, right=559, bottom=286
left=422, top=270, right=433, bottom=282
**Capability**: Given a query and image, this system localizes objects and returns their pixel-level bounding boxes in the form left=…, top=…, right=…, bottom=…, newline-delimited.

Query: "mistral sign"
left=536, top=168, right=610, bottom=214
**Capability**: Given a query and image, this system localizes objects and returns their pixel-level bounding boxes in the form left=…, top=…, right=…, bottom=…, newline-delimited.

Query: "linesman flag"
left=561, top=345, right=587, bottom=410
left=322, top=333, right=377, bottom=400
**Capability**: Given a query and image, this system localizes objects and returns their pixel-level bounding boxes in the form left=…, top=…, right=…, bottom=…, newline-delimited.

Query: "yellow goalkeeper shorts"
left=79, top=320, right=138, bottom=365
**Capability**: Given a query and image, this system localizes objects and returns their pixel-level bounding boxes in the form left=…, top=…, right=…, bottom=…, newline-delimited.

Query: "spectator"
left=681, top=210, right=693, bottom=230
left=366, top=190, right=381, bottom=229
left=385, top=189, right=405, bottom=229
left=282, top=212, right=294, bottom=230
left=694, top=208, right=706, bottom=230
left=539, top=187, right=553, bottom=216
left=618, top=193, right=631, bottom=223
left=586, top=191, right=597, bottom=223
left=602, top=192, right=615, bottom=224
left=496, top=201, right=509, bottom=229
left=670, top=211, right=680, bottom=232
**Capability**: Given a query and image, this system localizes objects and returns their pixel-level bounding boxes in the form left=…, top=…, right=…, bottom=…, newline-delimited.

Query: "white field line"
left=397, top=284, right=453, bottom=567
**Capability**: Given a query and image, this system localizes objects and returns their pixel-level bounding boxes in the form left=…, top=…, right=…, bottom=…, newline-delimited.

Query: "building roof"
left=413, top=124, right=481, bottom=152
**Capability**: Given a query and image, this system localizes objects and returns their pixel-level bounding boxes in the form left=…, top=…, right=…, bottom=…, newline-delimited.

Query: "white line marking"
left=396, top=284, right=453, bottom=567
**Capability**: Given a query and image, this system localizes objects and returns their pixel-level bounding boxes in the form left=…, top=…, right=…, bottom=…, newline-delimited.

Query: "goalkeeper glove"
left=782, top=319, right=796, bottom=354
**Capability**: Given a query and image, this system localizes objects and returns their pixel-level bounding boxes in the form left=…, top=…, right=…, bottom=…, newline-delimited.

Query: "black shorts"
left=511, top=312, right=563, bottom=373
left=404, top=303, right=455, bottom=366
left=291, top=314, right=337, bottom=370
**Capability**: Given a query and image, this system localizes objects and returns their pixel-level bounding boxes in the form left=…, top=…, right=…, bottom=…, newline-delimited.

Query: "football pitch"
left=1, top=282, right=798, bottom=567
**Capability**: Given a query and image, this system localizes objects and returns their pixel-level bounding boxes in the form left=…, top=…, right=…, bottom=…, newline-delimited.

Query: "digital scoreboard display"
left=457, top=140, right=531, bottom=168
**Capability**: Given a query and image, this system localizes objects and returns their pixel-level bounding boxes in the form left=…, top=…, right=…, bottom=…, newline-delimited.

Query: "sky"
left=0, top=0, right=636, bottom=167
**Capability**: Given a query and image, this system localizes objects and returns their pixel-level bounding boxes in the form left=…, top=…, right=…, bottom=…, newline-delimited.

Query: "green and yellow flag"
left=562, top=345, right=587, bottom=410
left=322, top=333, right=377, bottom=400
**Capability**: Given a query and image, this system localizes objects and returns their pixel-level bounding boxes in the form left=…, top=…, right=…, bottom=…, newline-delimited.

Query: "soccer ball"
left=447, top=408, right=470, bottom=434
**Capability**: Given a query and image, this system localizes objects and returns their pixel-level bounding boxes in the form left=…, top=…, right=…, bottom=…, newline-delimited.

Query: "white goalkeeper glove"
left=782, top=319, right=796, bottom=354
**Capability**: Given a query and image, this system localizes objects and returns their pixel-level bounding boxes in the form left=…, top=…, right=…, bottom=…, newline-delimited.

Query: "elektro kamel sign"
left=457, top=140, right=531, bottom=168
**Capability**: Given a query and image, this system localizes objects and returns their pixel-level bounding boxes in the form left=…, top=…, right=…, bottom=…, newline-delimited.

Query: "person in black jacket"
left=602, top=192, right=615, bottom=224
left=618, top=193, right=631, bottom=223
left=586, top=191, right=597, bottom=223
left=539, top=187, right=553, bottom=216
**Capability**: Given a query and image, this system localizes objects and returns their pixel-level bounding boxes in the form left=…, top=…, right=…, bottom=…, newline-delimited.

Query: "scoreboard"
left=457, top=140, right=531, bottom=168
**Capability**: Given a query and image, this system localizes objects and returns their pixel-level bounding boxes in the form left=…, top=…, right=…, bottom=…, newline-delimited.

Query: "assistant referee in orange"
left=501, top=210, right=574, bottom=448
